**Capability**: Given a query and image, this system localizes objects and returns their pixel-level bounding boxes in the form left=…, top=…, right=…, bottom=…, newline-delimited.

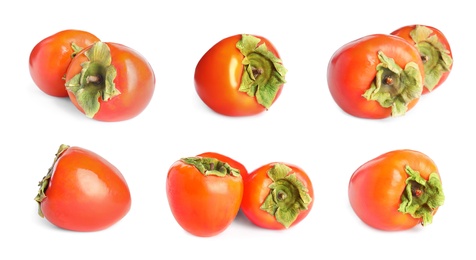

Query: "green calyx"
left=363, top=51, right=423, bottom=117
left=399, top=165, right=445, bottom=226
left=236, top=34, right=287, bottom=109
left=260, top=163, right=312, bottom=228
left=410, top=25, right=453, bottom=91
left=65, top=42, right=120, bottom=118
left=181, top=157, right=240, bottom=177
left=34, top=144, right=70, bottom=218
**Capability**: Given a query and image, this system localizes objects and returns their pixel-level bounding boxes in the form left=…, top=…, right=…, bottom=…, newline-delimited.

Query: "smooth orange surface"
left=166, top=159, right=243, bottom=237
left=29, top=30, right=100, bottom=97
left=41, top=146, right=131, bottom=231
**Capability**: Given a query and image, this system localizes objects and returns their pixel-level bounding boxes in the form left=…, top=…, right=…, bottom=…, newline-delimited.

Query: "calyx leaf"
left=236, top=34, right=287, bottom=109
left=65, top=42, right=120, bottom=118
left=399, top=165, right=445, bottom=226
left=260, top=163, right=312, bottom=228
left=181, top=157, right=240, bottom=177
left=410, top=25, right=453, bottom=91
left=362, top=51, right=423, bottom=117
left=34, top=144, right=70, bottom=218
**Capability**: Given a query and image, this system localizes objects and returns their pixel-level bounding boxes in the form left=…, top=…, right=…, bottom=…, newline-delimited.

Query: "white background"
left=2, top=0, right=473, bottom=259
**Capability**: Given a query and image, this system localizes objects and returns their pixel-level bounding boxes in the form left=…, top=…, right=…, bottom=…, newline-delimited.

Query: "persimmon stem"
left=385, top=76, right=394, bottom=85
left=410, top=181, right=424, bottom=197
left=252, top=67, right=263, bottom=78
left=414, top=189, right=423, bottom=197
left=421, top=55, right=429, bottom=63
left=277, top=191, right=287, bottom=201
left=86, top=75, right=102, bottom=84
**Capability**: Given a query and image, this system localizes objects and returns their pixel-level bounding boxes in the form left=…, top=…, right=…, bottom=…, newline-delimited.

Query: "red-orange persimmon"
left=391, top=24, right=453, bottom=94
left=241, top=162, right=314, bottom=230
left=348, top=149, right=445, bottom=231
left=194, top=34, right=287, bottom=116
left=166, top=156, right=243, bottom=237
left=35, top=144, right=131, bottom=232
left=29, top=29, right=100, bottom=97
left=327, top=34, right=425, bottom=119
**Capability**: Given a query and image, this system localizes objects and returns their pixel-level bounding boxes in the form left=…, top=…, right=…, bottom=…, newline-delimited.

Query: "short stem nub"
left=86, top=75, right=102, bottom=84
left=252, top=67, right=263, bottom=78
left=385, top=76, right=394, bottom=85
left=421, top=55, right=429, bottom=64
left=414, top=189, right=423, bottom=197
left=277, top=191, right=287, bottom=201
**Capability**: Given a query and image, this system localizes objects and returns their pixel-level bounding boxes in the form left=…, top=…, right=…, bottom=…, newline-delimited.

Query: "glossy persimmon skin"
left=29, top=29, right=100, bottom=97
left=40, top=146, right=131, bottom=232
left=166, top=159, right=243, bottom=237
